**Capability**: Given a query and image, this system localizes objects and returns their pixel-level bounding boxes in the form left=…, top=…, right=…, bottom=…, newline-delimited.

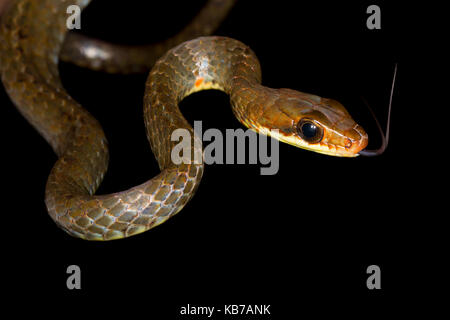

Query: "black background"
left=1, top=0, right=427, bottom=317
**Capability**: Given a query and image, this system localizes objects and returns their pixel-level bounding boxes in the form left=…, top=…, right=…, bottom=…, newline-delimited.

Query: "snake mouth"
left=304, top=124, right=369, bottom=157
left=310, top=140, right=367, bottom=157
left=256, top=125, right=368, bottom=158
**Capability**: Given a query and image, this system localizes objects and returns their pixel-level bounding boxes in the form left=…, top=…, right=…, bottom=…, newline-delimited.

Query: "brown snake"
left=0, top=0, right=368, bottom=240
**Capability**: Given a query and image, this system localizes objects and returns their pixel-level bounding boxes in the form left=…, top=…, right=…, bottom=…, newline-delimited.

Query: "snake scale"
left=0, top=0, right=368, bottom=240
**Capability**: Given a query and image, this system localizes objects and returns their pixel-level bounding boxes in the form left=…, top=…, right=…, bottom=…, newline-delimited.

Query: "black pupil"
left=301, top=122, right=318, bottom=138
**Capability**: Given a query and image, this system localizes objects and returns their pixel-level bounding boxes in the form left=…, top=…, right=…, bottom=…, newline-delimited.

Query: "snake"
left=0, top=0, right=368, bottom=240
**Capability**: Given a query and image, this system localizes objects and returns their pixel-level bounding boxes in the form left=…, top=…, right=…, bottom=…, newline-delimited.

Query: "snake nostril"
left=345, top=139, right=352, bottom=149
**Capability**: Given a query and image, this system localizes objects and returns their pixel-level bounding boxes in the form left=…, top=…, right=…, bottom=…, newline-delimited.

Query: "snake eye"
left=296, top=118, right=324, bottom=144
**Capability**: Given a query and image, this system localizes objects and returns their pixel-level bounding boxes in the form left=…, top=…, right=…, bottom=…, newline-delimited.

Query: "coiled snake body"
left=0, top=0, right=368, bottom=240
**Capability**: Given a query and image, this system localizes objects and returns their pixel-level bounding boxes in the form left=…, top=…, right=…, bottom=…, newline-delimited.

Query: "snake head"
left=254, top=88, right=368, bottom=157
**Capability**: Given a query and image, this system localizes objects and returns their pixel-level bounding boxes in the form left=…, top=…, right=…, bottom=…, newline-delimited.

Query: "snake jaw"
left=251, top=124, right=368, bottom=158
left=254, top=125, right=364, bottom=157
left=252, top=102, right=368, bottom=157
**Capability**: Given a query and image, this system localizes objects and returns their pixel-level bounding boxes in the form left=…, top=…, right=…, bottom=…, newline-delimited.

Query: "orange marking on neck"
left=195, top=77, right=204, bottom=87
